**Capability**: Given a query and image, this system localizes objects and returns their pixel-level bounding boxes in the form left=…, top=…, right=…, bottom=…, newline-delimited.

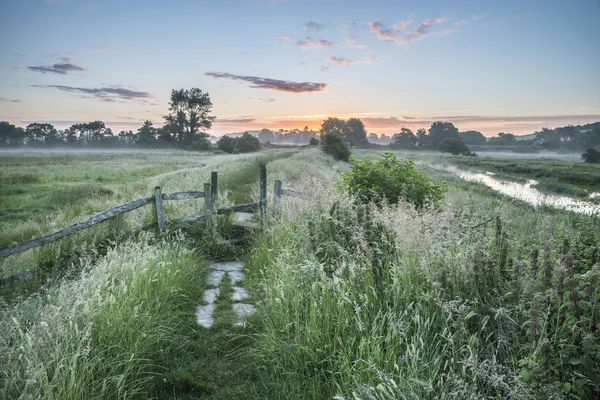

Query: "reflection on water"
left=430, top=164, right=600, bottom=215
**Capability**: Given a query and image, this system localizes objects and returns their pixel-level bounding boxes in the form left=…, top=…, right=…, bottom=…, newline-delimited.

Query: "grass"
left=1, top=147, right=599, bottom=399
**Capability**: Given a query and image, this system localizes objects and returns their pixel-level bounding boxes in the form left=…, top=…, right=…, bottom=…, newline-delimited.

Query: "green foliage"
left=438, top=137, right=473, bottom=155
left=308, top=136, right=319, bottom=146
left=339, top=152, right=445, bottom=207
left=390, top=127, right=417, bottom=149
left=320, top=131, right=351, bottom=162
left=459, top=130, right=487, bottom=145
left=428, top=121, right=460, bottom=148
left=582, top=148, right=600, bottom=164
left=217, top=133, right=261, bottom=154
left=164, top=88, right=215, bottom=142
left=320, top=117, right=369, bottom=148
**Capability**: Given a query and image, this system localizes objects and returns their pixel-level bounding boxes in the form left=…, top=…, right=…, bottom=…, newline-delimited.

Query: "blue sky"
left=1, top=0, right=599, bottom=136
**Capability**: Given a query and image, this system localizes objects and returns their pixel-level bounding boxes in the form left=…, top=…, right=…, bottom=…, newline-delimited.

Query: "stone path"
left=196, top=261, right=255, bottom=328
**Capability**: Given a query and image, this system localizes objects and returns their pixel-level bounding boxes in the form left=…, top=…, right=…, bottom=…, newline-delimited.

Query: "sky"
left=1, top=0, right=599, bottom=137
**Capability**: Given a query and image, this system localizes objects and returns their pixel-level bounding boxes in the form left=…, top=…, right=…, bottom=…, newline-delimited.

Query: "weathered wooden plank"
left=281, top=189, right=312, bottom=200
left=204, top=183, right=213, bottom=227
left=217, top=202, right=259, bottom=214
left=0, top=197, right=153, bottom=258
left=211, top=171, right=218, bottom=212
left=154, top=186, right=166, bottom=232
left=176, top=215, right=207, bottom=224
left=163, top=191, right=205, bottom=201
left=259, top=164, right=267, bottom=229
left=273, top=180, right=282, bottom=219
left=0, top=268, right=39, bottom=286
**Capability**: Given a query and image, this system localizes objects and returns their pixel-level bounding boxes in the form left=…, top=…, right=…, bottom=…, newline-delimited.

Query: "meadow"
left=0, top=148, right=599, bottom=399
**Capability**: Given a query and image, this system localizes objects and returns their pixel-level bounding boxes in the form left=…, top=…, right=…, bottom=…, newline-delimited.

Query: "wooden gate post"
left=204, top=183, right=213, bottom=228
left=273, top=180, right=282, bottom=220
left=259, top=164, right=267, bottom=229
left=154, top=186, right=166, bottom=232
left=211, top=171, right=218, bottom=213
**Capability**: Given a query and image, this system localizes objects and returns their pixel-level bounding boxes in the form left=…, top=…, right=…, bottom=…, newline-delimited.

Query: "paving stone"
left=196, top=304, right=215, bottom=328
left=229, top=270, right=245, bottom=285
left=209, top=261, right=244, bottom=272
left=206, top=270, right=225, bottom=287
left=232, top=286, right=250, bottom=301
left=203, top=288, right=220, bottom=304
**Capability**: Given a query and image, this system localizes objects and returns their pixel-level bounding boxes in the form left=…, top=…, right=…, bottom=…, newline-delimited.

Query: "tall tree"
left=320, top=117, right=347, bottom=137
left=69, top=121, right=109, bottom=143
left=392, top=127, right=417, bottom=149
left=25, top=123, right=58, bottom=144
left=137, top=120, right=157, bottom=143
left=345, top=118, right=369, bottom=147
left=416, top=128, right=431, bottom=149
left=164, top=88, right=215, bottom=143
left=458, top=130, right=487, bottom=145
left=428, top=121, right=459, bottom=149
left=0, top=121, right=24, bottom=147
left=258, top=128, right=275, bottom=143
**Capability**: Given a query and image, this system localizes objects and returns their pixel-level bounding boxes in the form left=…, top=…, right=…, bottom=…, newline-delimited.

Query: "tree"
left=237, top=132, right=261, bottom=152
left=428, top=121, right=459, bottom=149
left=582, top=148, right=600, bottom=164
left=68, top=121, right=109, bottom=144
left=217, top=135, right=236, bottom=153
left=25, top=123, right=58, bottom=145
left=0, top=121, right=24, bottom=147
left=258, top=128, right=275, bottom=143
left=345, top=118, right=369, bottom=147
left=458, top=130, right=487, bottom=145
left=309, top=137, right=319, bottom=146
left=438, top=137, right=472, bottom=155
left=391, top=128, right=417, bottom=149
left=416, top=128, right=431, bottom=149
left=164, top=88, right=215, bottom=143
left=321, top=132, right=350, bottom=161
left=488, top=132, right=516, bottom=146
left=137, top=120, right=157, bottom=144
left=580, top=127, right=600, bottom=149
left=118, top=130, right=135, bottom=144
left=320, top=117, right=347, bottom=137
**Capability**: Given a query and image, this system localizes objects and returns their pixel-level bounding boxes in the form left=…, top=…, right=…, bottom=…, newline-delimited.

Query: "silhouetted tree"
left=459, top=130, right=487, bottom=145
left=25, top=123, right=58, bottom=145
left=345, top=118, right=369, bottom=147
left=164, top=88, right=215, bottom=143
left=258, top=128, right=275, bottom=143
left=137, top=120, right=157, bottom=144
left=582, top=148, right=600, bottom=164
left=391, top=128, right=417, bottom=149
left=428, top=121, right=460, bottom=149
left=438, top=137, right=472, bottom=155
left=0, top=121, right=24, bottom=146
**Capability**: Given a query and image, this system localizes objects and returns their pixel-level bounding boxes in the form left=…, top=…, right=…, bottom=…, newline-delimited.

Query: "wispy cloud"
left=296, top=37, right=334, bottom=49
left=217, top=118, right=255, bottom=123
left=31, top=84, right=153, bottom=102
left=248, top=97, right=277, bottom=103
left=280, top=35, right=294, bottom=42
left=473, top=14, right=483, bottom=20
left=28, top=62, right=85, bottom=74
left=347, top=36, right=366, bottom=48
left=327, top=56, right=378, bottom=67
left=205, top=72, right=327, bottom=93
left=304, top=21, right=324, bottom=32
left=369, top=17, right=449, bottom=44
left=0, top=98, right=21, bottom=103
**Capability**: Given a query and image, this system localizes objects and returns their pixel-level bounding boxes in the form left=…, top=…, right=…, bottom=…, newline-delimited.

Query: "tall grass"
left=0, top=231, right=205, bottom=399
left=243, top=155, right=600, bottom=399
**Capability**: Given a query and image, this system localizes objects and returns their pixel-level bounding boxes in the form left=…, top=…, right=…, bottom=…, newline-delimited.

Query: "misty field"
left=1, top=148, right=599, bottom=399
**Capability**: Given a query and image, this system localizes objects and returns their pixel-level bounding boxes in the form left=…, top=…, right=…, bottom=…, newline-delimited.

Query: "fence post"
left=211, top=171, right=218, bottom=213
left=154, top=186, right=166, bottom=232
left=204, top=183, right=213, bottom=228
left=273, top=180, right=282, bottom=220
left=259, top=164, right=267, bottom=229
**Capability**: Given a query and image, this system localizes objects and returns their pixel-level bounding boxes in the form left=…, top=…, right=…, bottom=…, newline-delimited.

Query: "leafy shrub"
left=339, top=152, right=445, bottom=207
left=186, top=136, right=212, bottom=151
left=308, top=137, right=319, bottom=146
left=216, top=133, right=260, bottom=154
left=582, top=148, right=600, bottom=163
left=438, top=137, right=473, bottom=155
left=321, top=132, right=350, bottom=162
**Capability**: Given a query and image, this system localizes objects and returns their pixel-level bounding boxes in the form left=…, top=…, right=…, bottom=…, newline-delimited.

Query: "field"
left=1, top=148, right=599, bottom=399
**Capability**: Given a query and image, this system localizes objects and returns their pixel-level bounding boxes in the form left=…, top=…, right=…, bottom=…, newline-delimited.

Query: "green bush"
left=438, top=137, right=473, bottom=155
left=320, top=132, right=350, bottom=162
left=582, top=148, right=600, bottom=164
left=217, top=133, right=260, bottom=154
left=308, top=137, right=319, bottom=146
left=339, top=152, right=445, bottom=207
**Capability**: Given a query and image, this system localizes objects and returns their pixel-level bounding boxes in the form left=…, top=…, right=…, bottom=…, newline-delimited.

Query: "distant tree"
left=118, top=130, right=135, bottom=144
left=368, top=133, right=379, bottom=143
left=458, top=130, right=487, bottom=145
left=164, top=88, right=215, bottom=143
left=391, top=127, right=417, bottom=149
left=309, top=136, right=319, bottom=146
left=582, top=148, right=600, bottom=164
left=488, top=132, right=516, bottom=146
left=438, top=137, right=472, bottom=155
left=580, top=127, right=600, bottom=149
left=416, top=128, right=431, bottom=149
left=25, top=123, right=58, bottom=145
left=345, top=118, right=369, bottom=147
left=137, top=120, right=157, bottom=144
left=258, top=128, right=275, bottom=143
left=157, top=122, right=178, bottom=144
left=217, top=135, right=236, bottom=153
left=320, top=117, right=347, bottom=137
left=428, top=121, right=460, bottom=149
left=0, top=121, right=24, bottom=147
left=321, top=132, right=350, bottom=161
left=237, top=132, right=261, bottom=153
left=68, top=121, right=109, bottom=144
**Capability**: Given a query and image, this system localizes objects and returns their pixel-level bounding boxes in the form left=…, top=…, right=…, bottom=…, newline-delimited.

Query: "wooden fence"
left=0, top=164, right=310, bottom=260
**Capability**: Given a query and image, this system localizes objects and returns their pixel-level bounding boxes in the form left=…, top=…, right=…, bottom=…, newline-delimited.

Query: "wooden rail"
left=0, top=166, right=274, bottom=260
